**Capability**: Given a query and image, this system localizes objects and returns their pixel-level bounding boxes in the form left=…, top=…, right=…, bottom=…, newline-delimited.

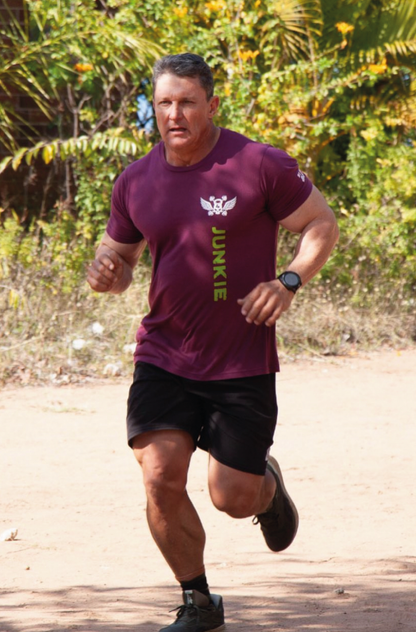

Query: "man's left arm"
left=237, top=185, right=339, bottom=327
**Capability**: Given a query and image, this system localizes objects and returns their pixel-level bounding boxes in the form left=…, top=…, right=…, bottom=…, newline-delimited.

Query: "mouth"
left=168, top=126, right=188, bottom=134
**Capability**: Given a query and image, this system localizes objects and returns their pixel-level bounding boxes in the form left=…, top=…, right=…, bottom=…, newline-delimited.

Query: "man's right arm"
left=87, top=231, right=147, bottom=295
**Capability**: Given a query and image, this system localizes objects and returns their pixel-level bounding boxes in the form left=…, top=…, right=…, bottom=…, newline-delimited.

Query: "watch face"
left=278, top=271, right=302, bottom=292
left=284, top=272, right=300, bottom=286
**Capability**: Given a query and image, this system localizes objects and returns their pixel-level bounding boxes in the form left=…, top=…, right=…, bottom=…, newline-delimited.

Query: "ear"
left=209, top=95, right=220, bottom=118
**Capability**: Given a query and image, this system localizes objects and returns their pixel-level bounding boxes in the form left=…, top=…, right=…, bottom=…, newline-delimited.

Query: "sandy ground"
left=1, top=348, right=416, bottom=632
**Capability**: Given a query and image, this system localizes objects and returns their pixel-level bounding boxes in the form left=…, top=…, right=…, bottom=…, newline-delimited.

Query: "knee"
left=132, top=431, right=193, bottom=510
left=210, top=486, right=257, bottom=519
left=138, top=455, right=190, bottom=515
left=208, top=461, right=264, bottom=518
left=143, top=463, right=188, bottom=507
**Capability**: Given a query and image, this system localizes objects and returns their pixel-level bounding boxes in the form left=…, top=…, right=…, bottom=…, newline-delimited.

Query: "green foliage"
left=0, top=212, right=95, bottom=295
left=0, top=0, right=162, bottom=149
left=341, top=137, right=416, bottom=286
left=1, top=0, right=416, bottom=374
left=74, top=157, right=118, bottom=242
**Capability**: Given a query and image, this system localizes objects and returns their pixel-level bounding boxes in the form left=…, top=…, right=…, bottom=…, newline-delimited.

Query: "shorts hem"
left=206, top=447, right=269, bottom=476
left=127, top=425, right=198, bottom=449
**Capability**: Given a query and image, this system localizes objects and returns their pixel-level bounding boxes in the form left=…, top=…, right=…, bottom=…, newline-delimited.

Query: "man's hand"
left=237, top=279, right=294, bottom=326
left=87, top=232, right=145, bottom=295
left=87, top=245, right=125, bottom=293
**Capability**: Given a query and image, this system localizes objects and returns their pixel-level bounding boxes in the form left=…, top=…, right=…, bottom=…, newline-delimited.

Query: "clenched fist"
left=87, top=245, right=125, bottom=293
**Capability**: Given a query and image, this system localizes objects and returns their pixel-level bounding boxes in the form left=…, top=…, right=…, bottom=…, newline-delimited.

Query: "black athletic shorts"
left=126, top=361, right=278, bottom=475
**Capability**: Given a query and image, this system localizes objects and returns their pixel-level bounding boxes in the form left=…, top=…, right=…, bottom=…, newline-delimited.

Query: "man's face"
left=153, top=73, right=219, bottom=163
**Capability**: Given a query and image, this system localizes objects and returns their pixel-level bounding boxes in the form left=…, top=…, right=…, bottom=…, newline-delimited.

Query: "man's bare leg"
left=207, top=455, right=275, bottom=518
left=132, top=429, right=206, bottom=580
left=208, top=455, right=299, bottom=552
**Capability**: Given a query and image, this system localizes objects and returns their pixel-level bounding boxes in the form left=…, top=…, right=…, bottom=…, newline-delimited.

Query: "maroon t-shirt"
left=107, top=128, right=312, bottom=380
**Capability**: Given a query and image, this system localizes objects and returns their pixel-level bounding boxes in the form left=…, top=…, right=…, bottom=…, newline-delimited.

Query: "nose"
left=169, top=102, right=183, bottom=121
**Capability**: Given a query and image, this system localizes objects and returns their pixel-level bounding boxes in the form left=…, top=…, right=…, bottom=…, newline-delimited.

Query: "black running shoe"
left=253, top=455, right=299, bottom=552
left=159, top=589, right=225, bottom=632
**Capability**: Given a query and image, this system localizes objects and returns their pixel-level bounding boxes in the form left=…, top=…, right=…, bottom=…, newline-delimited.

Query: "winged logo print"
left=200, top=195, right=237, bottom=216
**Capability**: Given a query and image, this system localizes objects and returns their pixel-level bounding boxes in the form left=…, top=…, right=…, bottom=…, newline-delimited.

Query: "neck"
left=164, top=126, right=221, bottom=167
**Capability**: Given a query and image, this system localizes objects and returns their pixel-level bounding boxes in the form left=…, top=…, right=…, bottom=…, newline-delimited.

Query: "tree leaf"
left=0, top=156, right=13, bottom=174
left=11, top=147, right=28, bottom=171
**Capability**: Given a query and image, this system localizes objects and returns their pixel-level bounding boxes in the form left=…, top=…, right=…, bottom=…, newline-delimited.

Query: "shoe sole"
left=159, top=622, right=225, bottom=632
left=267, top=455, right=299, bottom=547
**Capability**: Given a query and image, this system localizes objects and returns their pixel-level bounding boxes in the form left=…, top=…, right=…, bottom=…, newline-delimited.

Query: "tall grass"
left=1, top=260, right=414, bottom=387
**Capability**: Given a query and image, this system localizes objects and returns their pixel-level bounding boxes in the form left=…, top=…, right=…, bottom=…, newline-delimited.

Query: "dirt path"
left=1, top=348, right=415, bottom=632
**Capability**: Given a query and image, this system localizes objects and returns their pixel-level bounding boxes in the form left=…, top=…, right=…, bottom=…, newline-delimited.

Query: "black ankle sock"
left=180, top=573, right=210, bottom=598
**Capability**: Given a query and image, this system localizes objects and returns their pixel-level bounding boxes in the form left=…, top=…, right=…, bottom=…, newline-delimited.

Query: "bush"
left=1, top=210, right=415, bottom=387
left=0, top=213, right=151, bottom=385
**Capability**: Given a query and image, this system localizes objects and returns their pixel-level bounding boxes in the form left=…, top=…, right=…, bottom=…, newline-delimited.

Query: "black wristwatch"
left=277, top=271, right=302, bottom=293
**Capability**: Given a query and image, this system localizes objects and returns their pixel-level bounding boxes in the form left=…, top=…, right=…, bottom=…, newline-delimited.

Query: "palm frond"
left=0, top=129, right=148, bottom=174
left=350, top=0, right=416, bottom=64
left=261, top=0, right=323, bottom=62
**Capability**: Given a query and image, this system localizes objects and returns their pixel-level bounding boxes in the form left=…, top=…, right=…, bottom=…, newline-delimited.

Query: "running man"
left=87, top=53, right=339, bottom=632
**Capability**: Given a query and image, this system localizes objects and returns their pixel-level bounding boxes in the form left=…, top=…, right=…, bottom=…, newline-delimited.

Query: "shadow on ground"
left=2, top=561, right=416, bottom=632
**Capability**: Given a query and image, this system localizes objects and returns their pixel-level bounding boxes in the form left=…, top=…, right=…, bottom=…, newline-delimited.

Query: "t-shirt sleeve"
left=260, top=146, right=313, bottom=222
left=106, top=170, right=144, bottom=244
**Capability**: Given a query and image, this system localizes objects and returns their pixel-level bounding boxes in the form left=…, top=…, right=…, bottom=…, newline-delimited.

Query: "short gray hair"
left=152, top=53, right=214, bottom=100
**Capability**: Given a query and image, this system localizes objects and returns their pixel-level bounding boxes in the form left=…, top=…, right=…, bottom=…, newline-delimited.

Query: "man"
left=87, top=53, right=339, bottom=632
